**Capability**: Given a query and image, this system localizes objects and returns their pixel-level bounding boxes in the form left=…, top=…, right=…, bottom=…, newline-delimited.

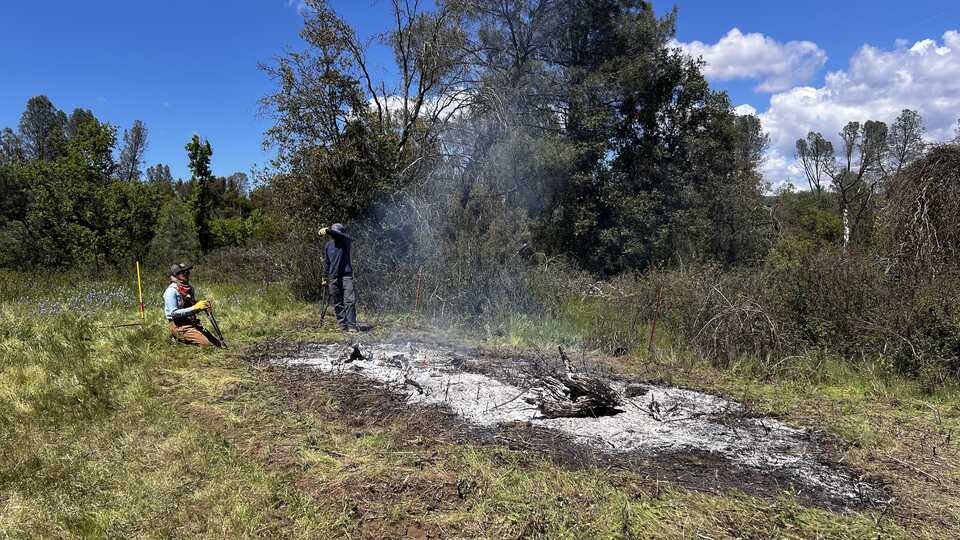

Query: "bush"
left=200, top=243, right=291, bottom=283
left=765, top=246, right=886, bottom=351
left=146, top=200, right=200, bottom=266
left=878, top=144, right=960, bottom=273
left=879, top=271, right=960, bottom=385
left=287, top=227, right=328, bottom=302
left=0, top=220, right=31, bottom=267
left=692, top=286, right=782, bottom=369
left=762, top=242, right=960, bottom=385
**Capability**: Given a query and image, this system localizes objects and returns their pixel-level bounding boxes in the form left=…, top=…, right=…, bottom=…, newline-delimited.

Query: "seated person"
left=163, top=262, right=223, bottom=347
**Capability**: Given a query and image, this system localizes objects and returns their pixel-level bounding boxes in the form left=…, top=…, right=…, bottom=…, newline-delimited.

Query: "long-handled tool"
left=203, top=308, right=227, bottom=348
left=319, top=278, right=330, bottom=324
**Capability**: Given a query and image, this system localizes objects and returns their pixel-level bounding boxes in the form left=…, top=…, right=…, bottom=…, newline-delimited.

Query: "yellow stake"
left=136, top=260, right=145, bottom=321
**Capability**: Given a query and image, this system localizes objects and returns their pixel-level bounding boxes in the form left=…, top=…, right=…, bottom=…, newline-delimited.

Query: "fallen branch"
left=403, top=377, right=424, bottom=395
left=884, top=451, right=943, bottom=486
left=523, top=347, right=623, bottom=418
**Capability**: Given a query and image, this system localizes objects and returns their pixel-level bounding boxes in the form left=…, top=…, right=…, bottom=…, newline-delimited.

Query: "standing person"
left=163, top=262, right=223, bottom=347
left=320, top=223, right=358, bottom=332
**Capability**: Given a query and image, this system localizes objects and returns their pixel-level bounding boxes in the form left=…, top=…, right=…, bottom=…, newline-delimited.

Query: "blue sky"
left=665, top=0, right=959, bottom=111
left=2, top=1, right=958, bottom=184
left=0, top=0, right=397, bottom=180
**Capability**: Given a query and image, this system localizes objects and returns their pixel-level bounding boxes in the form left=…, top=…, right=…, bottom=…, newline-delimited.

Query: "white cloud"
left=286, top=0, right=309, bottom=16
left=733, top=104, right=757, bottom=116
left=674, top=28, right=827, bottom=92
left=367, top=89, right=475, bottom=124
left=757, top=30, right=960, bottom=186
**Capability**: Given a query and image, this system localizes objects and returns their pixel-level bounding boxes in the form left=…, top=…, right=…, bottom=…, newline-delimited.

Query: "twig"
left=884, top=452, right=943, bottom=485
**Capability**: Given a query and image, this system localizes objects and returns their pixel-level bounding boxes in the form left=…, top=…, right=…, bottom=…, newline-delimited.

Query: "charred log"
left=336, top=343, right=365, bottom=364
left=524, top=347, right=623, bottom=418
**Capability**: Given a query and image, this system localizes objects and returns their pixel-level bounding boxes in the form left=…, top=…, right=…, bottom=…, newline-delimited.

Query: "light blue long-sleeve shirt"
left=164, top=283, right=198, bottom=321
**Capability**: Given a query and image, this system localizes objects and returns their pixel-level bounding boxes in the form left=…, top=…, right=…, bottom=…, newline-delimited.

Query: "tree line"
left=0, top=96, right=270, bottom=270
left=257, top=0, right=772, bottom=282
left=254, top=0, right=959, bottom=284
left=2, top=0, right=958, bottom=327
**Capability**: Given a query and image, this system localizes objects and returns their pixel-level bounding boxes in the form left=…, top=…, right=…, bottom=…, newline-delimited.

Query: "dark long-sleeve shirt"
left=324, top=229, right=353, bottom=277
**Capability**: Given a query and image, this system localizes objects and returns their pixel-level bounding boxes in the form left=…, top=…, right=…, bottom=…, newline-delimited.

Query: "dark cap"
left=331, top=223, right=346, bottom=234
left=169, top=262, right=193, bottom=276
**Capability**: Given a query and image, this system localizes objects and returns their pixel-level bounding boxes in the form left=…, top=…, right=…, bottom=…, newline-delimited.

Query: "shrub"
left=146, top=199, right=200, bottom=266
left=692, top=286, right=782, bottom=369
left=764, top=246, right=886, bottom=352
left=878, top=144, right=960, bottom=274
left=200, top=243, right=291, bottom=283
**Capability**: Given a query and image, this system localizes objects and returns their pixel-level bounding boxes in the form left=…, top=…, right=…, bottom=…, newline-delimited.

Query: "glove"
left=193, top=300, right=211, bottom=312
left=318, top=227, right=329, bottom=237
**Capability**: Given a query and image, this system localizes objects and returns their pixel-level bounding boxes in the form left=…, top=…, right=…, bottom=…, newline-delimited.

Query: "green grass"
left=1, top=270, right=956, bottom=538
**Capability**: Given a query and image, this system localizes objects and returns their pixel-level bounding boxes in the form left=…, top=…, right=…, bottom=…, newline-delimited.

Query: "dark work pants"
left=329, top=275, right=357, bottom=329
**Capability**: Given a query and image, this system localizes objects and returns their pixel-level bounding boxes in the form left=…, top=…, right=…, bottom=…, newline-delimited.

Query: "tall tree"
left=225, top=172, right=249, bottom=197
left=18, top=96, right=66, bottom=161
left=146, top=163, right=176, bottom=198
left=22, top=110, right=118, bottom=267
left=706, top=113, right=772, bottom=263
left=146, top=163, right=174, bottom=183
left=65, top=108, right=97, bottom=140
left=147, top=199, right=201, bottom=265
left=795, top=131, right=833, bottom=195
left=185, top=135, right=216, bottom=252
left=886, top=109, right=925, bottom=175
left=118, top=120, right=149, bottom=181
left=186, top=134, right=212, bottom=180
left=261, top=0, right=471, bottom=224
left=532, top=0, right=768, bottom=272
left=829, top=120, right=888, bottom=246
left=0, top=128, right=24, bottom=165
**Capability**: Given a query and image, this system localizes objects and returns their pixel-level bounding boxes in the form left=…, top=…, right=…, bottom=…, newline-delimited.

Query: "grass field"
left=1, top=271, right=957, bottom=538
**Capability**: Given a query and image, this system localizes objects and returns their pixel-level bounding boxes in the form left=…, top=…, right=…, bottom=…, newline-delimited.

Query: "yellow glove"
left=318, top=227, right=329, bottom=237
left=193, top=300, right=211, bottom=312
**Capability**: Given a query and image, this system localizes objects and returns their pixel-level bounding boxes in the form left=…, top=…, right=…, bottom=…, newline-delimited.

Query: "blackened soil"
left=254, top=344, right=888, bottom=512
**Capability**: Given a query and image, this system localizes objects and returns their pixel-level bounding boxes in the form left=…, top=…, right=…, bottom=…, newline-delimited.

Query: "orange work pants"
left=169, top=321, right=221, bottom=347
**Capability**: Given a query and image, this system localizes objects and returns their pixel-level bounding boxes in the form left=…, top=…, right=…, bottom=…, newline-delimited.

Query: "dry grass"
left=171, top=338, right=901, bottom=539
left=1, top=272, right=954, bottom=538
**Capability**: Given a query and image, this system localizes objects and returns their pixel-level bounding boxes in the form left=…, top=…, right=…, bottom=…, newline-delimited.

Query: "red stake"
left=648, top=285, right=664, bottom=355
left=414, top=270, right=423, bottom=313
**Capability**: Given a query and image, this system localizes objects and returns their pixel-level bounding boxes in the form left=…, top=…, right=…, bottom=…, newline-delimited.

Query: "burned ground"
left=146, top=324, right=960, bottom=538
left=247, top=340, right=889, bottom=512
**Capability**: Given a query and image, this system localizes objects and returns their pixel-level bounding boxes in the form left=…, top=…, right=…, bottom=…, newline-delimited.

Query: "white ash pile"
left=275, top=341, right=884, bottom=506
